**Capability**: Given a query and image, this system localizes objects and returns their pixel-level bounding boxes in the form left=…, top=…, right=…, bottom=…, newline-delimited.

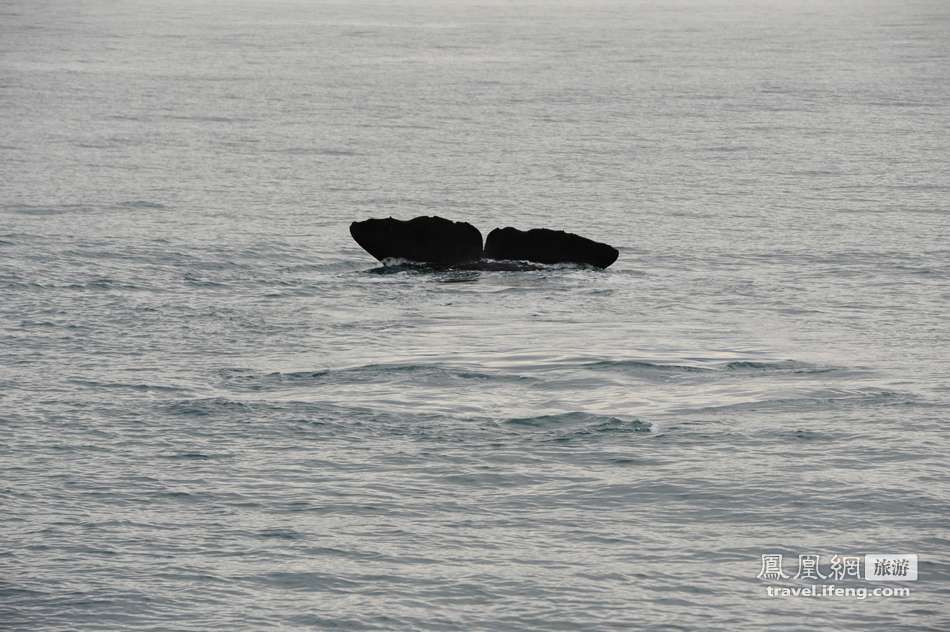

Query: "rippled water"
left=2, top=0, right=949, bottom=629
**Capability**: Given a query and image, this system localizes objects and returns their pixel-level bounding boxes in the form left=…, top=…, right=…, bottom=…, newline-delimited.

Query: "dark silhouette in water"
left=350, top=216, right=619, bottom=269
left=483, top=227, right=619, bottom=269
left=349, top=216, right=483, bottom=265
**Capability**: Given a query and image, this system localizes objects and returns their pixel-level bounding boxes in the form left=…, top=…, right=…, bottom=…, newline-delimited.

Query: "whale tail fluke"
left=349, top=216, right=483, bottom=265
left=483, top=226, right=618, bottom=269
left=349, top=216, right=618, bottom=269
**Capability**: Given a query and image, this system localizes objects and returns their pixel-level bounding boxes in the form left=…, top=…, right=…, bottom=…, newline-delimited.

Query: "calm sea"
left=2, top=0, right=949, bottom=629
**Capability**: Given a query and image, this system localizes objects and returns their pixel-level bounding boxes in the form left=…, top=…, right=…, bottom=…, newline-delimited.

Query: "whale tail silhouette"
left=349, top=216, right=483, bottom=265
left=483, top=226, right=618, bottom=269
left=349, top=215, right=618, bottom=269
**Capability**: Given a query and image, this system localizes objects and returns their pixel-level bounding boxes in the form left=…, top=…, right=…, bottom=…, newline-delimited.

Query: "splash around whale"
left=350, top=216, right=619, bottom=269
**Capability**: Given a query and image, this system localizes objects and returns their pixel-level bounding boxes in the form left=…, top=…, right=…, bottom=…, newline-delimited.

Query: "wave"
left=122, top=200, right=168, bottom=210
left=162, top=114, right=253, bottom=123
left=719, top=359, right=837, bottom=374
left=159, top=395, right=650, bottom=447
left=219, top=363, right=537, bottom=391
left=161, top=452, right=217, bottom=460
left=365, top=259, right=601, bottom=273
left=2, top=204, right=97, bottom=216
left=217, top=357, right=845, bottom=400
left=582, top=359, right=712, bottom=373
left=502, top=412, right=652, bottom=442
left=578, top=357, right=837, bottom=376
left=65, top=278, right=144, bottom=291
left=164, top=397, right=257, bottom=417
left=674, top=388, right=922, bottom=416
left=266, top=147, right=363, bottom=156
left=183, top=273, right=228, bottom=288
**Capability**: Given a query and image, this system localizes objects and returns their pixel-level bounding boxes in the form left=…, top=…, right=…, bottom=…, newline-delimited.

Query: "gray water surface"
left=2, top=0, right=949, bottom=629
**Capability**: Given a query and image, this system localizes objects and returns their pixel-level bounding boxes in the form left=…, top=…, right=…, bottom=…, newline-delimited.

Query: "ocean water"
left=2, top=0, right=949, bottom=629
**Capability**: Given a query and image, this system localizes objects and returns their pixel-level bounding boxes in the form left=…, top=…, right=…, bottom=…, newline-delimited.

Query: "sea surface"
left=1, top=0, right=949, bottom=629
